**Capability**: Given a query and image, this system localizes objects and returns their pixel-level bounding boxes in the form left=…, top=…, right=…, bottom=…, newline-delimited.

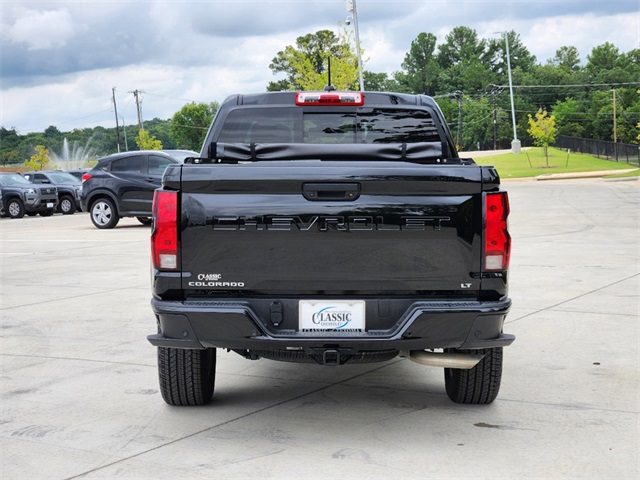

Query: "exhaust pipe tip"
left=406, top=350, right=484, bottom=369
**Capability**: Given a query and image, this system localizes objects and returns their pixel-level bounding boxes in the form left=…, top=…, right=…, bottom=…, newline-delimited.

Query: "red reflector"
left=484, top=192, right=511, bottom=271
left=81, top=173, right=92, bottom=183
left=296, top=92, right=364, bottom=106
left=151, top=190, right=178, bottom=270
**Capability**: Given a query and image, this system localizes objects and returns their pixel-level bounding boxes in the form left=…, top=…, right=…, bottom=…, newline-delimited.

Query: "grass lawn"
left=473, top=147, right=637, bottom=179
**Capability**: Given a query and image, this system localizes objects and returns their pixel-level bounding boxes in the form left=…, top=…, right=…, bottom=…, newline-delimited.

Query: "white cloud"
left=477, top=11, right=639, bottom=64
left=1, top=1, right=639, bottom=133
left=2, top=8, right=76, bottom=50
left=522, top=12, right=639, bottom=63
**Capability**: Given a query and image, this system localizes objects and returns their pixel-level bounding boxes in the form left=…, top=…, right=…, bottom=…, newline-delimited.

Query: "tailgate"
left=176, top=161, right=485, bottom=296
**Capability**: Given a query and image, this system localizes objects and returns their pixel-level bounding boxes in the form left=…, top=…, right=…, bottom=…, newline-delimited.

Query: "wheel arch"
left=3, top=193, right=23, bottom=204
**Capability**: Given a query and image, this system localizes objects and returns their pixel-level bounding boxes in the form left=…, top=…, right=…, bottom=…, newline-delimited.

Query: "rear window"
left=217, top=108, right=441, bottom=144
left=149, top=155, right=174, bottom=175
left=109, top=156, right=143, bottom=173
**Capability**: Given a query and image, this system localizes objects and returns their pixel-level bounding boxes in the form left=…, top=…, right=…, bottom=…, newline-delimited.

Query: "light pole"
left=346, top=0, right=364, bottom=91
left=495, top=31, right=521, bottom=153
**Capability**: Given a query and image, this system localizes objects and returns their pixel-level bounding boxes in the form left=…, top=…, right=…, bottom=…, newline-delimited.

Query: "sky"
left=1, top=0, right=639, bottom=135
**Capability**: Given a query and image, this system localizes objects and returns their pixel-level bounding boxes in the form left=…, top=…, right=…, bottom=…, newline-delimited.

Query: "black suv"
left=81, top=150, right=196, bottom=229
left=23, top=171, right=83, bottom=214
left=0, top=172, right=58, bottom=218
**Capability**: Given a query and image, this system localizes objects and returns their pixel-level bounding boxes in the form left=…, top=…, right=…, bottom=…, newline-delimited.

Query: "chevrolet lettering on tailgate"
left=212, top=215, right=452, bottom=231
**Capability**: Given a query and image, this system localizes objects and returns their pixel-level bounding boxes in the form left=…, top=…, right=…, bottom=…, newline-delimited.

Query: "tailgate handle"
left=302, top=183, right=360, bottom=201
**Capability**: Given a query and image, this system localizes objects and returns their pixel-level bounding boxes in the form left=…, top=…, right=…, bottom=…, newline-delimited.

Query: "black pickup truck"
left=148, top=91, right=513, bottom=406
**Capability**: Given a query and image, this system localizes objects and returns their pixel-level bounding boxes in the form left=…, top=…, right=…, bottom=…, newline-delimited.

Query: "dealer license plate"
left=299, top=300, right=365, bottom=332
left=46, top=203, right=54, bottom=208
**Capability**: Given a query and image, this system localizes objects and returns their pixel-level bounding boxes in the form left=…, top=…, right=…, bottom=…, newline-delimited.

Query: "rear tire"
left=136, top=216, right=152, bottom=225
left=59, top=195, right=76, bottom=214
left=90, top=198, right=119, bottom=229
left=158, top=347, right=216, bottom=406
left=444, top=347, right=503, bottom=404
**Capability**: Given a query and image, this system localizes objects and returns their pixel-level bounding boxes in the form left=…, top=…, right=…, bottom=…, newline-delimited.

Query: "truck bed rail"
left=184, top=142, right=473, bottom=165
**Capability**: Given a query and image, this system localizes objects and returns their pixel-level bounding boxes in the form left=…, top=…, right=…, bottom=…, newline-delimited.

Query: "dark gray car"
left=80, top=150, right=196, bottom=229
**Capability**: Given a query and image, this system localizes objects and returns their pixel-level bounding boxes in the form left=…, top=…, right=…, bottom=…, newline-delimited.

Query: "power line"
left=496, top=82, right=640, bottom=89
left=435, top=82, right=640, bottom=100
left=55, top=109, right=114, bottom=126
left=143, top=91, right=204, bottom=104
left=169, top=123, right=209, bottom=130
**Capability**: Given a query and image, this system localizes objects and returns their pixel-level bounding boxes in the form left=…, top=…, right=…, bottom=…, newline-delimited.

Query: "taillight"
left=295, top=92, right=364, bottom=106
left=82, top=173, right=92, bottom=183
left=484, top=191, right=511, bottom=271
left=151, top=190, right=178, bottom=270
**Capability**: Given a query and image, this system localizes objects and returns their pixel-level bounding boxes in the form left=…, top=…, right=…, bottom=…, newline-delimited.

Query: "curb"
left=535, top=169, right=639, bottom=181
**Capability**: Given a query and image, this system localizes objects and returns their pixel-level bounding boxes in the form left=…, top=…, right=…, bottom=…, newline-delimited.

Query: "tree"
left=489, top=31, right=537, bottom=76
left=0, top=127, right=21, bottom=165
left=527, top=109, right=557, bottom=166
left=363, top=71, right=400, bottom=92
left=436, top=27, right=496, bottom=93
left=24, top=145, right=52, bottom=170
left=170, top=102, right=219, bottom=151
left=267, top=29, right=360, bottom=91
left=437, top=27, right=487, bottom=69
left=549, top=46, right=581, bottom=73
left=613, top=88, right=640, bottom=144
left=135, top=129, right=162, bottom=150
left=461, top=97, right=494, bottom=151
left=400, top=32, right=440, bottom=95
left=586, top=42, right=620, bottom=77
left=637, top=90, right=640, bottom=143
left=146, top=118, right=175, bottom=150
left=553, top=98, right=586, bottom=138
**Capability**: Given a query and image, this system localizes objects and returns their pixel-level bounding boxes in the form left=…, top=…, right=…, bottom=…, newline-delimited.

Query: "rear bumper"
left=148, top=297, right=514, bottom=351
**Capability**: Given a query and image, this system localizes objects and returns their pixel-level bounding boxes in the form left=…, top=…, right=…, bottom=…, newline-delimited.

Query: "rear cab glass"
left=216, top=108, right=443, bottom=145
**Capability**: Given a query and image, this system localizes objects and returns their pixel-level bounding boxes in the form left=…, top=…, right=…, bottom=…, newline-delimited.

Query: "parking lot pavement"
left=1, top=178, right=638, bottom=480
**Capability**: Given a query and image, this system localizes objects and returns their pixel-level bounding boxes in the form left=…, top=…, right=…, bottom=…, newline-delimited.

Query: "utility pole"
left=612, top=89, right=618, bottom=161
left=112, top=87, right=121, bottom=153
left=491, top=85, right=500, bottom=150
left=454, top=91, right=463, bottom=149
left=132, top=90, right=143, bottom=131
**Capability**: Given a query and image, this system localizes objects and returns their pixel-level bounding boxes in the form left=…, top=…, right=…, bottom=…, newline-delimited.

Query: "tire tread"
left=158, top=347, right=215, bottom=406
left=444, top=347, right=503, bottom=404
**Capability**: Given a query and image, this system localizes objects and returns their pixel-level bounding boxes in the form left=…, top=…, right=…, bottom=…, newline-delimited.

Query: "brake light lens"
left=82, top=173, right=92, bottom=183
left=151, top=190, right=178, bottom=270
left=484, top=191, right=511, bottom=271
left=296, top=92, right=364, bottom=106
